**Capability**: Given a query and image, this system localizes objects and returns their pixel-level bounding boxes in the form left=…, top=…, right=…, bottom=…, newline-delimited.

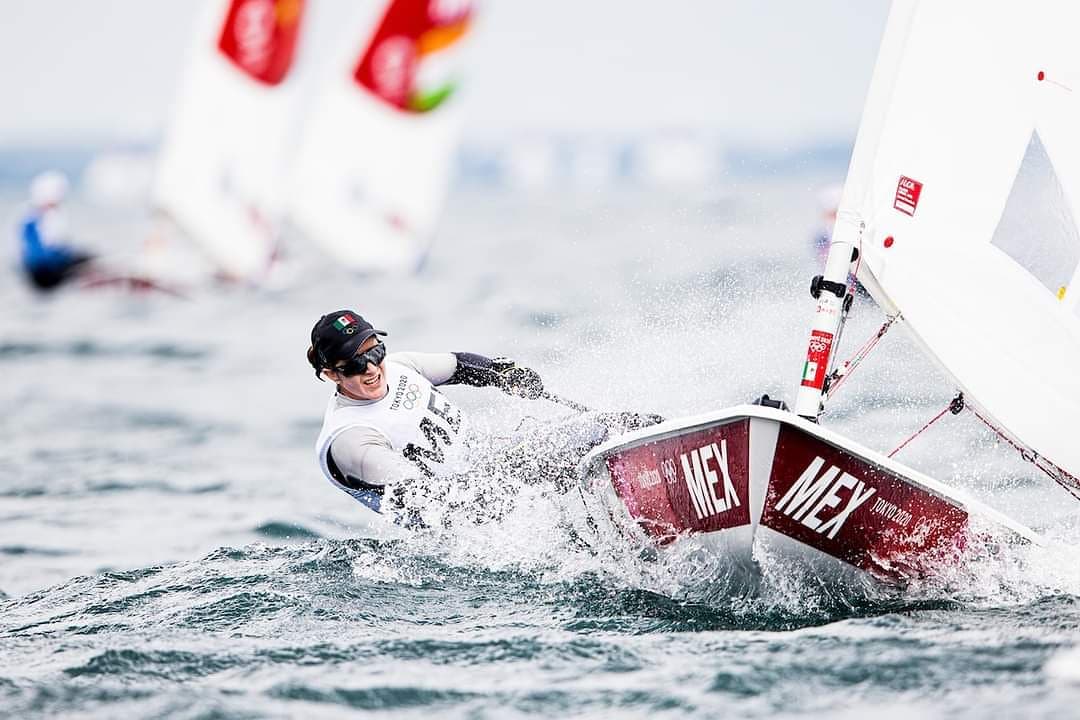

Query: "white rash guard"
left=314, top=352, right=467, bottom=516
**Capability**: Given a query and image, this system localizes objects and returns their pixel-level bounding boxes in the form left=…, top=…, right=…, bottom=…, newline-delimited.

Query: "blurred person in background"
left=308, top=310, right=661, bottom=528
left=811, top=182, right=842, bottom=265
left=18, top=170, right=96, bottom=291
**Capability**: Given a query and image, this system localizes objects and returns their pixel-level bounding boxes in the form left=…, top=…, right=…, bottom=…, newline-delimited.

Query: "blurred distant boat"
left=153, top=0, right=307, bottom=282
left=83, top=151, right=156, bottom=208
left=501, top=136, right=561, bottom=191
left=579, top=0, right=1080, bottom=588
left=478, top=133, right=727, bottom=194
left=563, top=138, right=626, bottom=191
left=153, top=0, right=473, bottom=280
left=288, top=0, right=474, bottom=273
left=633, top=132, right=717, bottom=190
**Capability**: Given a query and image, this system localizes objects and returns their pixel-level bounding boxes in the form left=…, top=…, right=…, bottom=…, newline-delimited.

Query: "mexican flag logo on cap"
left=333, top=314, right=356, bottom=332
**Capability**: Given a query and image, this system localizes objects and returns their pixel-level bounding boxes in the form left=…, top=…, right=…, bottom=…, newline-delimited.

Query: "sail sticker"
left=893, top=176, right=923, bottom=216
left=800, top=330, right=834, bottom=389
left=353, top=0, right=474, bottom=114
left=218, top=0, right=305, bottom=86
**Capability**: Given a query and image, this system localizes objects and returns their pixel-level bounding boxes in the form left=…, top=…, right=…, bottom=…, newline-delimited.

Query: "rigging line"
left=968, top=407, right=1080, bottom=503
left=825, top=313, right=900, bottom=400
left=888, top=392, right=965, bottom=458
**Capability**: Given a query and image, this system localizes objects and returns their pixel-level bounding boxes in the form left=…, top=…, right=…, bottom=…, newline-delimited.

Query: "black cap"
left=310, top=310, right=387, bottom=369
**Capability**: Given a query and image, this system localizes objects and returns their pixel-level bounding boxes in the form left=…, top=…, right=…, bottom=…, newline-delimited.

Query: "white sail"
left=154, top=0, right=307, bottom=280
left=837, top=1, right=1080, bottom=478
left=288, top=0, right=473, bottom=273
left=573, top=0, right=1050, bottom=586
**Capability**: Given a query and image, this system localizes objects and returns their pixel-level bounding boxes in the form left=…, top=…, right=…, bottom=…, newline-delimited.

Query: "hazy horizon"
left=0, top=0, right=890, bottom=147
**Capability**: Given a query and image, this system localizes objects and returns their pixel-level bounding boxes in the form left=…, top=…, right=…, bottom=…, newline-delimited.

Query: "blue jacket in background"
left=20, top=211, right=78, bottom=272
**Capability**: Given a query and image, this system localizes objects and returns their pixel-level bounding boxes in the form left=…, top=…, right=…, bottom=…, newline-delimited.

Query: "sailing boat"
left=288, top=0, right=474, bottom=273
left=578, top=0, right=1080, bottom=584
left=154, top=0, right=471, bottom=281
left=153, top=0, right=307, bottom=281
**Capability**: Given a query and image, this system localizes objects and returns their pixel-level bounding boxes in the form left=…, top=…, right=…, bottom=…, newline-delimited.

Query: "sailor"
left=18, top=171, right=95, bottom=291
left=309, top=309, right=658, bottom=526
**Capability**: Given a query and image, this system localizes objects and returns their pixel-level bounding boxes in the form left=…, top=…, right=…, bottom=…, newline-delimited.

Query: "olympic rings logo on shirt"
left=402, top=384, right=422, bottom=410
left=391, top=377, right=423, bottom=411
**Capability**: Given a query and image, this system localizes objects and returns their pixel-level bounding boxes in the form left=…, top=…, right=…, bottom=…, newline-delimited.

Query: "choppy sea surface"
left=3, top=182, right=1080, bottom=718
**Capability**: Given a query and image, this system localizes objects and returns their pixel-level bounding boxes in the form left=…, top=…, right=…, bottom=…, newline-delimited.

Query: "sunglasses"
left=334, top=342, right=387, bottom=377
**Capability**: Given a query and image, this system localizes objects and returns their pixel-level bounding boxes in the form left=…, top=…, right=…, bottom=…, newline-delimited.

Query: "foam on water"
left=4, top=524, right=1080, bottom=718
left=4, top=183, right=1080, bottom=717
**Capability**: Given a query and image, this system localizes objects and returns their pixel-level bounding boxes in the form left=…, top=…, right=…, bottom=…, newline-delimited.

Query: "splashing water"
left=4, top=185, right=1080, bottom=716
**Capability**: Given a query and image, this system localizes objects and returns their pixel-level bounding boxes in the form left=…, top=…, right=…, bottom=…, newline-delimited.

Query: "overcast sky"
left=0, top=0, right=890, bottom=146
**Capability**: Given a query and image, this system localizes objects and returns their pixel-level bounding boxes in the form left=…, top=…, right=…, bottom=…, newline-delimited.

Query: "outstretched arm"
left=390, top=351, right=545, bottom=399
left=447, top=352, right=544, bottom=399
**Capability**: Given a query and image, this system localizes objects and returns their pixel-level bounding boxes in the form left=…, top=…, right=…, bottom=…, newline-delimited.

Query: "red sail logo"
left=893, top=175, right=923, bottom=216
left=218, top=0, right=305, bottom=86
left=354, top=0, right=473, bottom=113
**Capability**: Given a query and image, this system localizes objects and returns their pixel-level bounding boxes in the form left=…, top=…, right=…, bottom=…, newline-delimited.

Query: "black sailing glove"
left=492, top=357, right=544, bottom=399
left=447, top=352, right=544, bottom=399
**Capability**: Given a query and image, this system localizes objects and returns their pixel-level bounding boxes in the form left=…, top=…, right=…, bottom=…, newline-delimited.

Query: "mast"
left=793, top=213, right=860, bottom=420
left=789, top=0, right=918, bottom=421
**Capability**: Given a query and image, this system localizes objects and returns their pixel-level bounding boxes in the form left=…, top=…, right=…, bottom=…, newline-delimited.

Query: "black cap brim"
left=333, top=328, right=387, bottom=362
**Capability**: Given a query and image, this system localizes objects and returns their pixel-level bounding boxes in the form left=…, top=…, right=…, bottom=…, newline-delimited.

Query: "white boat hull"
left=578, top=405, right=1041, bottom=585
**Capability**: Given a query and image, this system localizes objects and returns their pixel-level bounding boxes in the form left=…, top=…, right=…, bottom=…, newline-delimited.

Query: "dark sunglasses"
left=334, top=342, right=387, bottom=377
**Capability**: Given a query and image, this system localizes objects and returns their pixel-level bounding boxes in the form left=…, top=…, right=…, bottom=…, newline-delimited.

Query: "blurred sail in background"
left=289, top=0, right=474, bottom=273
left=153, top=0, right=307, bottom=281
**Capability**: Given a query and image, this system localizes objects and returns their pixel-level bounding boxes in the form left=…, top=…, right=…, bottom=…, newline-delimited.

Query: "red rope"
left=817, top=239, right=1080, bottom=502
left=888, top=401, right=954, bottom=458
left=888, top=395, right=1080, bottom=502
left=969, top=407, right=1080, bottom=502
left=826, top=314, right=899, bottom=399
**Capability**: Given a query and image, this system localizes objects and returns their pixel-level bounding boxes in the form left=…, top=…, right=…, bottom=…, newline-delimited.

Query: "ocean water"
left=3, top=182, right=1080, bottom=718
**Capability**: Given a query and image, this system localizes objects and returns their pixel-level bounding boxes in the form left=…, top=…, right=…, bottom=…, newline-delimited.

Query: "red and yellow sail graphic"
left=354, top=0, right=473, bottom=113
left=218, top=0, right=305, bottom=86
